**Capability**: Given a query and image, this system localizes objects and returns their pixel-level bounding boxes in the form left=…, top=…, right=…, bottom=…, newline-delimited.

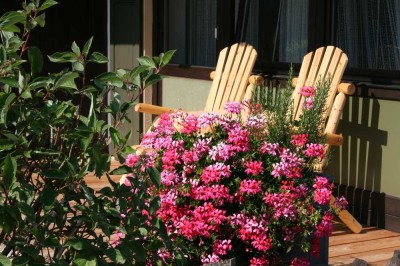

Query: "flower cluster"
left=122, top=88, right=346, bottom=265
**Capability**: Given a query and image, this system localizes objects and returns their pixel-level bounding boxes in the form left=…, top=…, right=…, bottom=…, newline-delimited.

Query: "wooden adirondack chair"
left=291, top=46, right=362, bottom=233
left=134, top=43, right=259, bottom=117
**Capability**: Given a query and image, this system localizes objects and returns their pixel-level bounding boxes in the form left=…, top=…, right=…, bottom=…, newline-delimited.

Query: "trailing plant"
left=0, top=1, right=174, bottom=265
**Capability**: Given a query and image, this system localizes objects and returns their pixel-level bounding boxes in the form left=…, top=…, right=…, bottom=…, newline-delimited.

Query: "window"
left=161, top=0, right=217, bottom=67
left=334, top=0, right=400, bottom=71
left=156, top=0, right=400, bottom=85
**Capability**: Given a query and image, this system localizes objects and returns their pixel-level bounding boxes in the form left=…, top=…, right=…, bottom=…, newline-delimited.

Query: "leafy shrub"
left=0, top=1, right=174, bottom=265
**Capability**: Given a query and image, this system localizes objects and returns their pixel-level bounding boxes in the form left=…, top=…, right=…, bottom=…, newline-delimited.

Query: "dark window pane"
left=242, top=0, right=309, bottom=64
left=334, top=0, right=400, bottom=71
left=164, top=0, right=216, bottom=67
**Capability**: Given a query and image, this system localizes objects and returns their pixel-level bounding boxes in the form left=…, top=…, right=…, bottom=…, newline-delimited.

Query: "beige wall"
left=327, top=97, right=400, bottom=198
left=161, top=76, right=212, bottom=111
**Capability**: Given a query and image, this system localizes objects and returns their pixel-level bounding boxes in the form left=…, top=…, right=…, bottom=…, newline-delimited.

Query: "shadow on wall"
left=328, top=95, right=388, bottom=228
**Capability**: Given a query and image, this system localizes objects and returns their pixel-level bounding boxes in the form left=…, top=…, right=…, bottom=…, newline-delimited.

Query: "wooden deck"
left=85, top=161, right=400, bottom=266
left=329, top=222, right=400, bottom=265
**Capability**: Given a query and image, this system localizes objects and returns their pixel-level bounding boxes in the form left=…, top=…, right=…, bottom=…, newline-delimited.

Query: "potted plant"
left=121, top=73, right=348, bottom=265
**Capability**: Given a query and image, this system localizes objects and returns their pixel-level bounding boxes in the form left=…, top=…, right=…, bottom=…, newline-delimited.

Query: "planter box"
left=206, top=236, right=328, bottom=266
left=207, top=258, right=236, bottom=266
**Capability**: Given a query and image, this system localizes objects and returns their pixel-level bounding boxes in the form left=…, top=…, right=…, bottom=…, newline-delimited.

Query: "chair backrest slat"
left=205, top=43, right=257, bottom=112
left=292, top=46, right=348, bottom=122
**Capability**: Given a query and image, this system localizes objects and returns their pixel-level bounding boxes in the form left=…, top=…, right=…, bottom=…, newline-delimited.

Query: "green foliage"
left=251, top=67, right=329, bottom=145
left=0, top=1, right=175, bottom=264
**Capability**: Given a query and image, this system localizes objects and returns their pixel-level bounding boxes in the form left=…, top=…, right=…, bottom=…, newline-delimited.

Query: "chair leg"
left=330, top=195, right=363, bottom=233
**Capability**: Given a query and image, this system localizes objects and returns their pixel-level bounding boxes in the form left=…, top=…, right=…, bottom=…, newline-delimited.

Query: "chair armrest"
left=134, top=103, right=176, bottom=115
left=338, top=83, right=356, bottom=95
left=326, top=133, right=343, bottom=146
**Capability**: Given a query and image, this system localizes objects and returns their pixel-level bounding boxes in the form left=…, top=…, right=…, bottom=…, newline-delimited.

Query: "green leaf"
left=109, top=128, right=122, bottom=146
left=20, top=88, right=32, bottom=99
left=28, top=76, right=52, bottom=89
left=137, top=56, right=156, bottom=68
left=81, top=185, right=94, bottom=204
left=0, top=254, right=11, bottom=266
left=73, top=61, right=84, bottom=72
left=83, top=37, right=93, bottom=56
left=144, top=73, right=163, bottom=88
left=38, top=0, right=59, bottom=11
left=129, top=65, right=148, bottom=80
left=0, top=92, right=16, bottom=125
left=131, top=242, right=147, bottom=262
left=0, top=139, right=14, bottom=151
left=35, top=12, right=46, bottom=28
left=73, top=257, right=97, bottom=266
left=42, top=169, right=68, bottom=179
left=146, top=167, right=160, bottom=187
left=11, top=255, right=29, bottom=266
left=104, top=249, right=125, bottom=264
left=43, top=237, right=61, bottom=247
left=0, top=45, right=6, bottom=64
left=0, top=11, right=25, bottom=30
left=94, top=72, right=123, bottom=88
left=3, top=154, right=16, bottom=189
left=88, top=52, right=108, bottom=64
left=2, top=24, right=20, bottom=32
left=0, top=77, right=19, bottom=88
left=53, top=72, right=79, bottom=90
left=17, top=202, right=35, bottom=222
left=48, top=51, right=77, bottom=63
left=149, top=196, right=160, bottom=215
left=39, top=187, right=58, bottom=210
left=138, top=227, right=148, bottom=236
left=28, top=46, right=43, bottom=77
left=92, top=148, right=110, bottom=177
left=67, top=238, right=92, bottom=251
left=160, top=49, right=176, bottom=66
left=71, top=41, right=81, bottom=55
left=109, top=165, right=131, bottom=175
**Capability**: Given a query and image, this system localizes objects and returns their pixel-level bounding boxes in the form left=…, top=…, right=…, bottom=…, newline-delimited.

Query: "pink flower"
left=263, top=193, right=298, bottom=219
left=193, top=184, right=233, bottom=204
left=261, top=142, right=279, bottom=156
left=201, top=163, right=231, bottom=184
left=251, top=234, right=272, bottom=251
left=313, top=176, right=332, bottom=205
left=304, top=143, right=325, bottom=158
left=111, top=230, right=125, bottom=248
left=333, top=196, right=348, bottom=210
left=212, top=239, right=232, bottom=256
left=209, top=142, right=234, bottom=161
left=291, top=257, right=310, bottom=266
left=299, top=86, right=316, bottom=97
left=228, top=126, right=250, bottom=152
left=125, top=154, right=139, bottom=167
left=198, top=112, right=220, bottom=127
left=244, top=160, right=263, bottom=176
left=224, top=101, right=244, bottom=114
left=245, top=113, right=268, bottom=129
left=314, top=211, right=334, bottom=238
left=271, top=148, right=304, bottom=178
left=240, top=179, right=262, bottom=195
left=201, top=254, right=220, bottom=264
left=304, top=97, right=313, bottom=109
left=180, top=113, right=199, bottom=134
left=291, top=134, right=308, bottom=146
left=250, top=256, right=270, bottom=266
